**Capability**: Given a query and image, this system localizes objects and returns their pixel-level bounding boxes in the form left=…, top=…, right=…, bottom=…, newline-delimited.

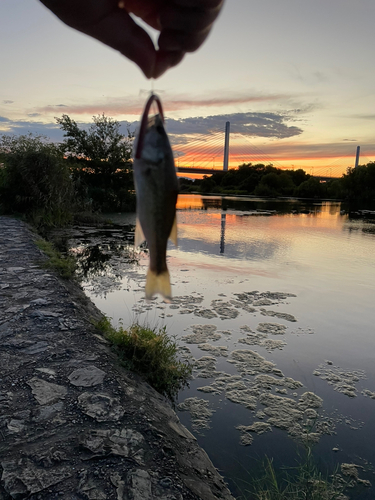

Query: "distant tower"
left=223, top=121, right=230, bottom=171
left=355, top=146, right=360, bottom=168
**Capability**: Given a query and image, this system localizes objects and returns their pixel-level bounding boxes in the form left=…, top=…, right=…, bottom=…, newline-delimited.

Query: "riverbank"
left=0, top=216, right=235, bottom=500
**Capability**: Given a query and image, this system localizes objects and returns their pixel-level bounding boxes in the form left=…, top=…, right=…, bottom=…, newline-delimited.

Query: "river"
left=68, top=194, right=375, bottom=498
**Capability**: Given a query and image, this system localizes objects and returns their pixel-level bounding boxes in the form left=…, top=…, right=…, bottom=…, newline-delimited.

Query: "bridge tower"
left=355, top=146, right=360, bottom=168
left=223, top=121, right=230, bottom=171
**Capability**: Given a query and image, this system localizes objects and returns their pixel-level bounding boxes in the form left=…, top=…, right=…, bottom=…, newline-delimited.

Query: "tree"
left=341, top=163, right=375, bottom=206
left=0, top=133, right=74, bottom=225
left=200, top=175, right=216, bottom=193
left=56, top=114, right=133, bottom=170
left=294, top=177, right=326, bottom=198
left=289, top=169, right=309, bottom=187
left=56, top=114, right=135, bottom=211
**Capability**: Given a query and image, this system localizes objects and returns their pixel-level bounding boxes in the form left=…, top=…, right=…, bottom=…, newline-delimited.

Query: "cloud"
left=0, top=117, right=134, bottom=141
left=0, top=120, right=64, bottom=141
left=351, top=114, right=375, bottom=120
left=27, top=113, right=42, bottom=118
left=248, top=141, right=373, bottom=160
left=35, top=92, right=290, bottom=116
left=0, top=116, right=9, bottom=122
left=3, top=100, right=14, bottom=104
left=287, top=65, right=329, bottom=85
left=343, top=139, right=358, bottom=142
left=162, top=112, right=303, bottom=140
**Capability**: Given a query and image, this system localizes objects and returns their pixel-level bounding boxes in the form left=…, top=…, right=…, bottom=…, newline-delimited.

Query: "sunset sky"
left=1, top=0, right=374, bottom=176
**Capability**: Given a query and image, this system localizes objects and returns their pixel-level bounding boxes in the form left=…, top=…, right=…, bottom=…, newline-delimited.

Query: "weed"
left=95, top=317, right=192, bottom=402
left=36, top=238, right=76, bottom=279
left=238, top=448, right=349, bottom=500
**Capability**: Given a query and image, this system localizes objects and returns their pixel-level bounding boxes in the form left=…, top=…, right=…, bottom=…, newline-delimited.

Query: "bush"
left=294, top=178, right=326, bottom=199
left=36, top=238, right=76, bottom=279
left=247, top=453, right=349, bottom=500
left=0, top=134, right=75, bottom=228
left=96, top=318, right=192, bottom=402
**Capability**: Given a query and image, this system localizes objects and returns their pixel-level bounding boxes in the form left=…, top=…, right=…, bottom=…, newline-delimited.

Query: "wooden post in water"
left=223, top=121, right=230, bottom=171
left=355, top=146, right=360, bottom=168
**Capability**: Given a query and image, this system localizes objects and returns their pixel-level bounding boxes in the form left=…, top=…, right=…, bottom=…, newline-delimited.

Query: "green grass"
left=36, top=238, right=76, bottom=279
left=96, top=317, right=193, bottom=402
left=238, top=447, right=349, bottom=500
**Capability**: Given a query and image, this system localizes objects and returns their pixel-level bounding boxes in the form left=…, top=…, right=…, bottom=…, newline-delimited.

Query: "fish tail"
left=145, top=269, right=172, bottom=302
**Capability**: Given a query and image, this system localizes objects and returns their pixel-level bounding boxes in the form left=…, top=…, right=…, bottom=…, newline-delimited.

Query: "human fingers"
left=153, top=50, right=185, bottom=78
left=159, top=4, right=222, bottom=32
left=173, top=0, right=223, bottom=7
left=39, top=0, right=157, bottom=78
left=158, top=27, right=210, bottom=53
left=157, top=0, right=224, bottom=53
left=77, top=8, right=158, bottom=78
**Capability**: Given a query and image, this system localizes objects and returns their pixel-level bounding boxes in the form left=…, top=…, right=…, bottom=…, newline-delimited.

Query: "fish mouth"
left=135, top=93, right=165, bottom=160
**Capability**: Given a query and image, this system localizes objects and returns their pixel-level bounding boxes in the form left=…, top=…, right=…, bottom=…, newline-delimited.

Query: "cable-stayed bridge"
left=172, top=123, right=373, bottom=178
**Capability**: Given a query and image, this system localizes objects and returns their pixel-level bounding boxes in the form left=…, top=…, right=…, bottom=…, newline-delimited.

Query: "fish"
left=133, top=94, right=179, bottom=301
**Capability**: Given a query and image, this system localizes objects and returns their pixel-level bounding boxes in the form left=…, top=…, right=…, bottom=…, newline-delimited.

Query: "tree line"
left=0, top=114, right=135, bottom=230
left=179, top=162, right=375, bottom=206
left=1, top=114, right=374, bottom=232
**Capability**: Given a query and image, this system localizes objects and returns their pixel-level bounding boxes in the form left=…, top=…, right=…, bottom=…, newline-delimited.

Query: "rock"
left=80, top=428, right=144, bottom=462
left=78, top=471, right=107, bottom=500
left=36, top=367, right=56, bottom=376
left=30, top=298, right=50, bottom=306
left=29, top=310, right=61, bottom=318
left=27, top=377, right=68, bottom=405
left=34, top=401, right=64, bottom=422
left=1, top=458, right=71, bottom=498
left=183, top=478, right=217, bottom=500
left=68, top=366, right=106, bottom=387
left=168, top=420, right=196, bottom=440
left=126, top=469, right=152, bottom=500
left=7, top=419, right=26, bottom=433
left=22, top=341, right=50, bottom=355
left=77, top=392, right=124, bottom=421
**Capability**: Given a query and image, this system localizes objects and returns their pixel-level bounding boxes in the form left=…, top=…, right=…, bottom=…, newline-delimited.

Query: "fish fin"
left=169, top=216, right=178, bottom=247
left=145, top=269, right=172, bottom=303
left=134, top=218, right=145, bottom=247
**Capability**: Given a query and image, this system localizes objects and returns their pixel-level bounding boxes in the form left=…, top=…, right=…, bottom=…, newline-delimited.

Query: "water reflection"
left=177, top=194, right=346, bottom=216
left=66, top=195, right=375, bottom=500
left=220, top=213, right=226, bottom=254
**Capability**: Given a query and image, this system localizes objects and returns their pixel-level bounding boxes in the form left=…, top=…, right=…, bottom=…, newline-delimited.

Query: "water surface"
left=69, top=195, right=375, bottom=498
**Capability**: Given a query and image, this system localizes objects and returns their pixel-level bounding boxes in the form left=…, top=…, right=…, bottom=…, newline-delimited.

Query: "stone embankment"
left=0, top=217, right=235, bottom=500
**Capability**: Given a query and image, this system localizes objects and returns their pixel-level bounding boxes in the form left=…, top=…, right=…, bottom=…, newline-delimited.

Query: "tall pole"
left=223, top=121, right=230, bottom=171
left=355, top=146, right=360, bottom=168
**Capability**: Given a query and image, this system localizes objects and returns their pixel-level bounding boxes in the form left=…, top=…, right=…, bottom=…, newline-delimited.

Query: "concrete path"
left=0, top=216, right=235, bottom=500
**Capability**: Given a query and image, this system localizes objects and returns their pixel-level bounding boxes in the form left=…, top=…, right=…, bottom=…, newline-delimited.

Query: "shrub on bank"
left=0, top=134, right=76, bottom=229
left=96, top=318, right=193, bottom=402
left=36, top=238, right=76, bottom=279
left=247, top=453, right=349, bottom=500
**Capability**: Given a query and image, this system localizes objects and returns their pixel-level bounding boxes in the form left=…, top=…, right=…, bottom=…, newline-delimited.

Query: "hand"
left=39, top=0, right=223, bottom=78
